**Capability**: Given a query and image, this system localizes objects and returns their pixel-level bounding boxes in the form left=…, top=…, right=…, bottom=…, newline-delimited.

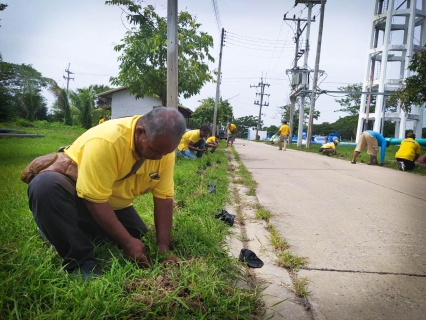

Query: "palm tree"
left=46, top=79, right=72, bottom=125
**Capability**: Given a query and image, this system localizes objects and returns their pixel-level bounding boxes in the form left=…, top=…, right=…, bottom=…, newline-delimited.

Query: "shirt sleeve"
left=151, top=152, right=175, bottom=199
left=75, top=138, right=120, bottom=202
left=415, top=143, right=421, bottom=155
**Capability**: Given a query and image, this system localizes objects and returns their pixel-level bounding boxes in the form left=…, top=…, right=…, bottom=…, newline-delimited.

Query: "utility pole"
left=250, top=78, right=270, bottom=139
left=306, top=0, right=326, bottom=148
left=213, top=28, right=225, bottom=136
left=63, top=63, right=74, bottom=93
left=284, top=6, right=315, bottom=147
left=166, top=0, right=178, bottom=109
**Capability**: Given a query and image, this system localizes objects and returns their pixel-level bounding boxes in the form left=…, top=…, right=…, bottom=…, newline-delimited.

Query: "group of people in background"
left=177, top=122, right=238, bottom=159
left=315, top=128, right=424, bottom=172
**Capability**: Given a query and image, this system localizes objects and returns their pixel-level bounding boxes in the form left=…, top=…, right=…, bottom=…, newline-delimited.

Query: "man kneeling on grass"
left=26, top=108, right=186, bottom=280
left=177, top=124, right=211, bottom=158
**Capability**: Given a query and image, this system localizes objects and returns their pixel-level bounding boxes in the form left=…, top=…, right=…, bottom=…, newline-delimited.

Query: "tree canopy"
left=106, top=1, right=215, bottom=106
left=334, top=83, right=368, bottom=116
left=191, top=97, right=233, bottom=126
left=233, top=115, right=261, bottom=137
left=0, top=61, right=49, bottom=121
left=389, top=45, right=426, bottom=113
left=279, top=98, right=320, bottom=134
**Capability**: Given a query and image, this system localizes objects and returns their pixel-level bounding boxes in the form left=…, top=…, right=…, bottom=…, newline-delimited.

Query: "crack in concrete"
left=300, top=266, right=426, bottom=277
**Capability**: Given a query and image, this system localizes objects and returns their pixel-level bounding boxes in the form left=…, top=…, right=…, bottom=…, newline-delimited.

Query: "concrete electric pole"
left=63, top=63, right=74, bottom=93
left=213, top=28, right=225, bottom=137
left=166, top=0, right=178, bottom=109
left=306, top=0, right=326, bottom=148
left=284, top=2, right=316, bottom=147
left=251, top=78, right=270, bottom=139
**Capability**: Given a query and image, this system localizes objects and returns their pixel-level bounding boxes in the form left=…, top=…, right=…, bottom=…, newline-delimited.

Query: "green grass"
left=231, top=147, right=258, bottom=195
left=256, top=139, right=426, bottom=175
left=0, top=122, right=263, bottom=319
left=277, top=251, right=306, bottom=271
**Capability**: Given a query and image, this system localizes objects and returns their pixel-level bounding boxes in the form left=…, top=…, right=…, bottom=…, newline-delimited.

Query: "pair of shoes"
left=215, top=209, right=235, bottom=226
left=398, top=161, right=405, bottom=171
left=278, top=148, right=282, bottom=151
left=351, top=161, right=356, bottom=164
left=239, top=248, right=264, bottom=268
left=68, top=264, right=102, bottom=282
left=368, top=162, right=378, bottom=166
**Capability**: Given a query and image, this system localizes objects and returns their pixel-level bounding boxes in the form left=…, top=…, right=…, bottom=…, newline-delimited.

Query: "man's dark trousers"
left=28, top=171, right=148, bottom=272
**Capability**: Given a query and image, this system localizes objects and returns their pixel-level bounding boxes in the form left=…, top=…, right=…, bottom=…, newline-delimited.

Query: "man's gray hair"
left=140, top=107, right=186, bottom=145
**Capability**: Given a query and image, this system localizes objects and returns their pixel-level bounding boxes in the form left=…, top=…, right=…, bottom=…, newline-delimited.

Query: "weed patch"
left=0, top=123, right=263, bottom=318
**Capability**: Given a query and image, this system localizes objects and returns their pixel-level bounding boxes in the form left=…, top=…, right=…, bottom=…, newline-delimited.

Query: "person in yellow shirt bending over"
left=98, top=116, right=108, bottom=125
left=226, top=122, right=238, bottom=147
left=395, top=132, right=421, bottom=171
left=177, top=124, right=211, bottom=159
left=27, top=108, right=187, bottom=280
left=318, top=139, right=339, bottom=156
left=206, top=134, right=219, bottom=153
left=275, top=121, right=291, bottom=151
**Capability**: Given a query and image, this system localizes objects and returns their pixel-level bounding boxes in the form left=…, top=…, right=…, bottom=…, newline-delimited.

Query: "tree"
left=234, top=115, right=261, bottom=138
left=0, top=60, right=49, bottom=121
left=334, top=83, right=368, bottom=116
left=0, top=3, right=7, bottom=27
left=389, top=45, right=426, bottom=113
left=47, top=79, right=72, bottom=125
left=279, top=98, right=320, bottom=134
left=106, top=2, right=214, bottom=106
left=263, top=125, right=279, bottom=137
left=69, top=88, right=94, bottom=129
left=191, top=97, right=233, bottom=126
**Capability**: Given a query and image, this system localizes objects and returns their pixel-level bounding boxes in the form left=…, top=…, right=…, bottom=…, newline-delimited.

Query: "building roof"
left=96, top=86, right=193, bottom=118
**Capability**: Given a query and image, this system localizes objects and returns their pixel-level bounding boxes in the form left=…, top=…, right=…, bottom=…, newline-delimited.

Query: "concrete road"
left=233, top=139, right=426, bottom=320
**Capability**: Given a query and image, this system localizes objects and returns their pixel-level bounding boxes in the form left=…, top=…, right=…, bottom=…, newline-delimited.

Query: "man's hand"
left=122, top=237, right=151, bottom=268
left=159, top=252, right=180, bottom=265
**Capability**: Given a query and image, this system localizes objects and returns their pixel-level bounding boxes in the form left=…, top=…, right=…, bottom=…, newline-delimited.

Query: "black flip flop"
left=239, top=248, right=264, bottom=268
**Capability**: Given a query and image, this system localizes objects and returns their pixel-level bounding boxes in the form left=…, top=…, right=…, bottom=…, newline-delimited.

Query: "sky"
left=0, top=0, right=379, bottom=127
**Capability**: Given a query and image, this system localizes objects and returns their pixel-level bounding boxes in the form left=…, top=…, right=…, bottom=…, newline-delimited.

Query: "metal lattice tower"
left=356, top=0, right=426, bottom=141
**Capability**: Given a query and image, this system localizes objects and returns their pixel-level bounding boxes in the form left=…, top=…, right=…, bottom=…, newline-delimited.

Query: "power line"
left=225, top=35, right=295, bottom=47
left=225, top=41, right=295, bottom=52
left=210, top=0, right=222, bottom=35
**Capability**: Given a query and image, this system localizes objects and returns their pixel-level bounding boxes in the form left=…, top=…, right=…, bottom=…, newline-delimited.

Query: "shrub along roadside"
left=0, top=123, right=262, bottom=319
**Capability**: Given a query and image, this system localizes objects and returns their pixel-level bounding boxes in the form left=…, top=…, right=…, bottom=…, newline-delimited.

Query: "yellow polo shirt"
left=206, top=136, right=217, bottom=144
left=395, top=138, right=421, bottom=161
left=321, top=142, right=335, bottom=150
left=227, top=124, right=237, bottom=135
left=65, top=116, right=175, bottom=210
left=278, top=124, right=290, bottom=136
left=178, top=129, right=201, bottom=151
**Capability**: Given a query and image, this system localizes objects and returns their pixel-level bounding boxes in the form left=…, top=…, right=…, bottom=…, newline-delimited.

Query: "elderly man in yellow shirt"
left=177, top=124, right=211, bottom=158
left=27, top=108, right=186, bottom=280
left=395, top=132, right=421, bottom=171
left=275, top=120, right=291, bottom=151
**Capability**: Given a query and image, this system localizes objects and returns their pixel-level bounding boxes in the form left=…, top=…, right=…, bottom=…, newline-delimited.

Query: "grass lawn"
left=0, top=121, right=263, bottom=319
left=253, top=138, right=426, bottom=175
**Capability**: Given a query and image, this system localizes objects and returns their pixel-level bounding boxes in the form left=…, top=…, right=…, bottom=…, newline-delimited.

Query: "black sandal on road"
left=239, top=248, right=264, bottom=268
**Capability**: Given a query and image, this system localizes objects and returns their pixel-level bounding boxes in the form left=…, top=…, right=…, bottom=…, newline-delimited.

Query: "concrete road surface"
left=233, top=139, right=426, bottom=320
